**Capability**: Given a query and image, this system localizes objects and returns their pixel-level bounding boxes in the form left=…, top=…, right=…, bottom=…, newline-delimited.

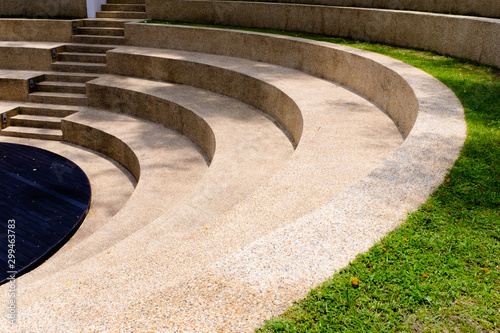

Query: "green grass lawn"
left=146, top=21, right=500, bottom=332
left=254, top=35, right=500, bottom=333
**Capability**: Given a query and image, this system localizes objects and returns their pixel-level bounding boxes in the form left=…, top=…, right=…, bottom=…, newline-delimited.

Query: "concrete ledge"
left=0, top=42, right=64, bottom=70
left=221, top=0, right=500, bottom=18
left=145, top=1, right=500, bottom=68
left=0, top=70, right=44, bottom=101
left=0, top=0, right=87, bottom=19
left=0, top=19, right=74, bottom=42
left=87, top=76, right=217, bottom=162
left=107, top=46, right=304, bottom=144
left=62, top=118, right=141, bottom=180
left=125, top=24, right=418, bottom=136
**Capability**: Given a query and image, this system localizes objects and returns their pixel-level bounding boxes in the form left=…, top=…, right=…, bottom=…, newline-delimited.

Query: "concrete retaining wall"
left=223, top=0, right=500, bottom=18
left=0, top=0, right=87, bottom=18
left=0, top=42, right=64, bottom=70
left=0, top=19, right=74, bottom=42
left=124, top=23, right=418, bottom=137
left=146, top=0, right=500, bottom=69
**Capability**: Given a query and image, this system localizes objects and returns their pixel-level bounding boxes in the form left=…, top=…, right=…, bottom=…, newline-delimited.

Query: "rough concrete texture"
left=0, top=0, right=87, bottom=18
left=0, top=19, right=74, bottom=42
left=226, top=0, right=500, bottom=18
left=146, top=0, right=500, bottom=68
left=0, top=42, right=64, bottom=70
left=0, top=70, right=44, bottom=101
left=0, top=25, right=466, bottom=331
left=125, top=23, right=418, bottom=136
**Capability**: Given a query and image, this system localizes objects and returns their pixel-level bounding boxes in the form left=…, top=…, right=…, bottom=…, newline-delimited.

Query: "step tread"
left=60, top=52, right=107, bottom=57
left=30, top=92, right=87, bottom=99
left=72, top=35, right=125, bottom=40
left=78, top=27, right=124, bottom=31
left=37, top=81, right=87, bottom=88
left=64, top=44, right=116, bottom=52
left=11, top=114, right=64, bottom=122
left=97, top=11, right=146, bottom=14
left=1, top=126, right=62, bottom=136
left=19, top=106, right=82, bottom=116
left=52, top=61, right=107, bottom=67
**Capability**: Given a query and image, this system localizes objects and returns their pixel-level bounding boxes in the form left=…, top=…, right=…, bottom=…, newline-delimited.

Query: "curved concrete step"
left=27, top=75, right=295, bottom=278
left=0, top=24, right=466, bottom=332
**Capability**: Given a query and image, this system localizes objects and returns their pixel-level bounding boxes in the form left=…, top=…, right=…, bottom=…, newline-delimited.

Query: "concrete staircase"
left=97, top=0, right=147, bottom=20
left=0, top=106, right=76, bottom=141
left=72, top=19, right=127, bottom=45
left=29, top=72, right=99, bottom=106
left=52, top=44, right=111, bottom=73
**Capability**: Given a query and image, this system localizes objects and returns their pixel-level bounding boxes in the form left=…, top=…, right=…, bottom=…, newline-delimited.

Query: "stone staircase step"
left=96, top=11, right=147, bottom=19
left=101, top=4, right=146, bottom=12
left=51, top=61, right=108, bottom=74
left=71, top=35, right=125, bottom=45
left=9, top=114, right=63, bottom=129
left=107, top=0, right=145, bottom=4
left=64, top=44, right=115, bottom=54
left=29, top=92, right=88, bottom=106
left=0, top=126, right=63, bottom=141
left=44, top=72, right=99, bottom=83
left=36, top=81, right=87, bottom=94
left=77, top=27, right=125, bottom=37
left=18, top=106, right=78, bottom=117
left=58, top=52, right=107, bottom=64
left=81, top=19, right=127, bottom=28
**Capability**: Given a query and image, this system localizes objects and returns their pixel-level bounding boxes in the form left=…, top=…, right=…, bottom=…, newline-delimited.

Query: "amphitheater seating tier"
left=0, top=0, right=476, bottom=329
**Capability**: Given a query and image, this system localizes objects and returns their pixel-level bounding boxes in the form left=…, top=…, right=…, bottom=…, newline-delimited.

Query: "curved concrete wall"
left=125, top=23, right=419, bottom=136
left=146, top=0, right=500, bottom=69
left=62, top=120, right=141, bottom=181
left=0, top=0, right=87, bottom=18
left=225, top=0, right=500, bottom=18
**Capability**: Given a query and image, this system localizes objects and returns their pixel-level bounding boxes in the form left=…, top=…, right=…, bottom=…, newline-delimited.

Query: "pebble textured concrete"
left=0, top=22, right=466, bottom=332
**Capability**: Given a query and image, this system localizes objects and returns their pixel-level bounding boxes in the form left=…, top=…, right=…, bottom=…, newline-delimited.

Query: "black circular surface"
left=0, top=143, right=91, bottom=284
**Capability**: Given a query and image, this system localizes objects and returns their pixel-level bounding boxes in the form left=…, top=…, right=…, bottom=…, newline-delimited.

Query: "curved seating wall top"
left=145, top=0, right=500, bottom=69
left=125, top=23, right=418, bottom=137
left=224, top=0, right=500, bottom=18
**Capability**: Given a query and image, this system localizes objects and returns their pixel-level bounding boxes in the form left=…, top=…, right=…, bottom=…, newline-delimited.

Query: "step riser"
left=51, top=63, right=108, bottom=74
left=106, top=0, right=146, bottom=4
left=82, top=20, right=126, bottom=28
left=19, top=108, right=76, bottom=117
left=71, top=35, right=125, bottom=45
left=64, top=45, right=113, bottom=54
left=96, top=12, right=147, bottom=19
left=101, top=4, right=146, bottom=12
left=77, top=28, right=125, bottom=37
left=29, top=95, right=87, bottom=107
left=44, top=74, right=98, bottom=83
left=59, top=53, right=107, bottom=64
left=36, top=84, right=87, bottom=95
left=0, top=131, right=62, bottom=141
left=10, top=119, right=62, bottom=130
